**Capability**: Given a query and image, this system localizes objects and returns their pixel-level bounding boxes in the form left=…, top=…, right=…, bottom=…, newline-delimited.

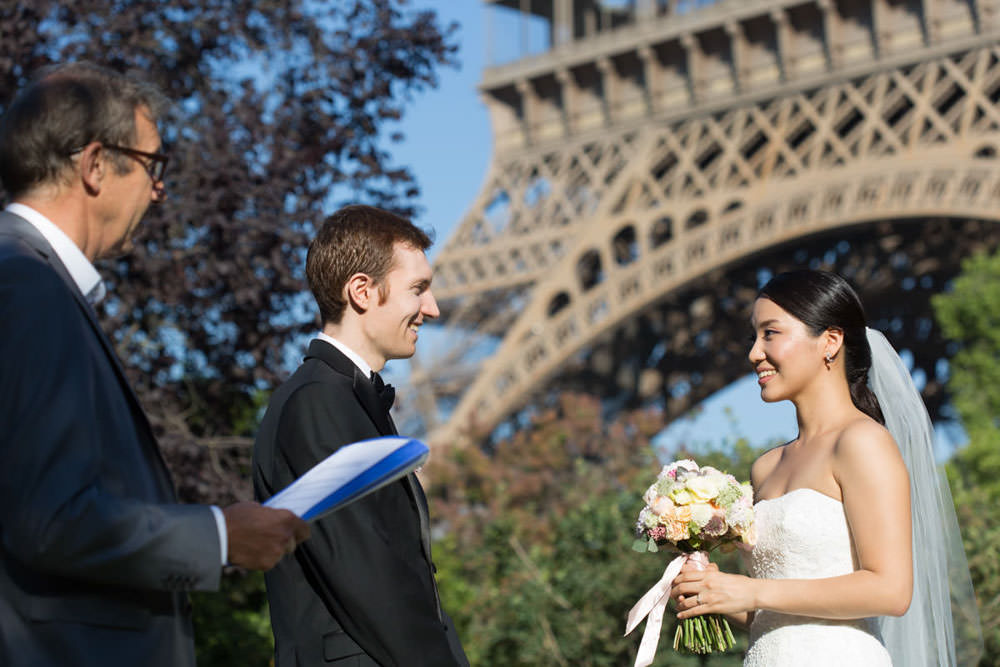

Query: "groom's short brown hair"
left=306, top=205, right=432, bottom=325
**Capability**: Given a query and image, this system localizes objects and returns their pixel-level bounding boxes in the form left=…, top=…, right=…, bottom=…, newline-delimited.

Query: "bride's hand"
left=670, top=567, right=758, bottom=619
left=668, top=559, right=717, bottom=606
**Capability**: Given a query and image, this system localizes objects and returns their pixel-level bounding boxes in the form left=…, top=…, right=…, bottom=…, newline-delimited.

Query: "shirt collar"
left=315, top=332, right=374, bottom=378
left=5, top=202, right=106, bottom=304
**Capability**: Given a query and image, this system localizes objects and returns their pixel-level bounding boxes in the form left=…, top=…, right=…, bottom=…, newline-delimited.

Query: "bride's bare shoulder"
left=834, top=418, right=895, bottom=454
left=832, top=417, right=905, bottom=476
left=750, top=442, right=789, bottom=489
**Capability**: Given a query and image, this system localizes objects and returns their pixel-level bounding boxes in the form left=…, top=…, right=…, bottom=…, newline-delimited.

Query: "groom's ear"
left=344, top=272, right=374, bottom=314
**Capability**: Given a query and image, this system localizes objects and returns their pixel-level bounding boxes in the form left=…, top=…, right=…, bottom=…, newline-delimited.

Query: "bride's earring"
left=824, top=353, right=833, bottom=369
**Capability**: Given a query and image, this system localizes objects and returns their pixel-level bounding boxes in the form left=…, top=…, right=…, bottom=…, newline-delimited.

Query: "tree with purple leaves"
left=0, top=0, right=457, bottom=506
left=0, top=4, right=456, bottom=663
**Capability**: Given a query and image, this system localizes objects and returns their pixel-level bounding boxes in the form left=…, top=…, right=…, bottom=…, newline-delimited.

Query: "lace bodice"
left=744, top=488, right=891, bottom=666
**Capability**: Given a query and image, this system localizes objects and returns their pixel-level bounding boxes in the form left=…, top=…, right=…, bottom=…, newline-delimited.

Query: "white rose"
left=690, top=502, right=714, bottom=528
left=726, top=505, right=752, bottom=531
left=669, top=487, right=692, bottom=505
left=686, top=475, right=722, bottom=502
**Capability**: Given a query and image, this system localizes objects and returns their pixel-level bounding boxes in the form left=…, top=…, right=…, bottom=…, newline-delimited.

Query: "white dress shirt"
left=316, top=331, right=374, bottom=377
left=4, top=203, right=229, bottom=565
left=6, top=202, right=105, bottom=302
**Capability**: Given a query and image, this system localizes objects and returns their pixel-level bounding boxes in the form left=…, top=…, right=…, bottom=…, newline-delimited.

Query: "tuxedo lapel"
left=406, top=473, right=434, bottom=567
left=303, top=340, right=395, bottom=436
left=0, top=212, right=175, bottom=497
left=304, top=339, right=436, bottom=581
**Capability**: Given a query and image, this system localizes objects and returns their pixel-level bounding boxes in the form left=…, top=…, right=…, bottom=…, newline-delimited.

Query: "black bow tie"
left=370, top=371, right=396, bottom=413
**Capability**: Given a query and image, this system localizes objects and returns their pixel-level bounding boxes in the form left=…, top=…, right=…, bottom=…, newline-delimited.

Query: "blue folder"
left=264, top=436, right=429, bottom=521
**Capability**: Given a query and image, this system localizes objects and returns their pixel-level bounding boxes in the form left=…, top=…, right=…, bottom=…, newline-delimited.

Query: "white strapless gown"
left=744, top=488, right=892, bottom=666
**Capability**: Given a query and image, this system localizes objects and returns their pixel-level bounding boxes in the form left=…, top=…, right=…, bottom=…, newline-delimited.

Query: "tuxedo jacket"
left=253, top=340, right=468, bottom=666
left=0, top=212, right=222, bottom=667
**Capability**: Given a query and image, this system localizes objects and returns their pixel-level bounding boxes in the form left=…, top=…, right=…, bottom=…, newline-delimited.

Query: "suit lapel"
left=0, top=212, right=176, bottom=497
left=0, top=212, right=87, bottom=310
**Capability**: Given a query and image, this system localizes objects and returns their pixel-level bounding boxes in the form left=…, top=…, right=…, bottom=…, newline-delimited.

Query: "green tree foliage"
left=933, top=247, right=1000, bottom=664
left=190, top=572, right=274, bottom=666
left=933, top=248, right=1000, bottom=489
left=426, top=395, right=761, bottom=666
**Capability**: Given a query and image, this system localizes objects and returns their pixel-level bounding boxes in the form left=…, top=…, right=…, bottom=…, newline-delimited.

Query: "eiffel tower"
left=399, top=0, right=1000, bottom=448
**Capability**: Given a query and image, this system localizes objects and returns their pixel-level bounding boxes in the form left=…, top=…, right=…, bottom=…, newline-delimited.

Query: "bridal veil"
left=866, top=328, right=982, bottom=666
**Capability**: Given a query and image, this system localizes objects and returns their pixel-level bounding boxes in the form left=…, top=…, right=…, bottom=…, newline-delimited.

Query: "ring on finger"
left=696, top=593, right=702, bottom=605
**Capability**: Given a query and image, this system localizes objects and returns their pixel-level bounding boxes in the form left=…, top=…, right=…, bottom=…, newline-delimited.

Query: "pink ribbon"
left=625, top=550, right=708, bottom=667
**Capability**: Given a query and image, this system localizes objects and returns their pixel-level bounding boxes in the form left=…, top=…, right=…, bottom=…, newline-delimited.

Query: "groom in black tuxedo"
left=253, top=205, right=468, bottom=666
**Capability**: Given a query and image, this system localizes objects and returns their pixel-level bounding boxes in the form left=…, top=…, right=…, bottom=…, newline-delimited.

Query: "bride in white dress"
left=669, top=270, right=979, bottom=666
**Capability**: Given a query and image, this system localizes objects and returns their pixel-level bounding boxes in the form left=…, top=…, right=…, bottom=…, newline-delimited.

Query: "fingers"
left=674, top=572, right=755, bottom=619
left=675, top=592, right=706, bottom=611
left=223, top=503, right=311, bottom=571
left=677, top=604, right=709, bottom=619
left=674, top=567, right=709, bottom=582
left=674, top=592, right=711, bottom=619
left=670, top=581, right=703, bottom=603
left=678, top=560, right=717, bottom=574
left=670, top=571, right=714, bottom=610
left=270, top=510, right=309, bottom=560
left=290, top=513, right=311, bottom=543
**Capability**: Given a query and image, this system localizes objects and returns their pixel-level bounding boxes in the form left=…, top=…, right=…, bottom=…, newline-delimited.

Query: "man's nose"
left=422, top=291, right=440, bottom=320
left=151, top=180, right=167, bottom=204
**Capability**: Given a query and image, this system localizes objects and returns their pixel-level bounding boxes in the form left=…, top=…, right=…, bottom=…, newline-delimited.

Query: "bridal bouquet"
left=625, top=459, right=755, bottom=664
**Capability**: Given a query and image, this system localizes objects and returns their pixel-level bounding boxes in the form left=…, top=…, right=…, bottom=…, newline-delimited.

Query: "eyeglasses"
left=102, top=144, right=169, bottom=183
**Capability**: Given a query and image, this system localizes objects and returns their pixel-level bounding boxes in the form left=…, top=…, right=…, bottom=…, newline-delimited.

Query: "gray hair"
left=0, top=62, right=169, bottom=197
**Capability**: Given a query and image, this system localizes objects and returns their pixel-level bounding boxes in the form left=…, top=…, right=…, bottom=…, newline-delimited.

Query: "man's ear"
left=77, top=142, right=105, bottom=196
left=344, top=272, right=374, bottom=313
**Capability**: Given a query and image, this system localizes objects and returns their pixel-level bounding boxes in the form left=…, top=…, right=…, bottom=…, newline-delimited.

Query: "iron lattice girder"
left=435, top=44, right=1000, bottom=301
left=408, top=0, right=1000, bottom=446
left=541, top=219, right=1000, bottom=433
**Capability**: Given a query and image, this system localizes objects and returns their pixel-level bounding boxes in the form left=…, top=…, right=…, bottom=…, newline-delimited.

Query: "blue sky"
left=391, top=1, right=491, bottom=248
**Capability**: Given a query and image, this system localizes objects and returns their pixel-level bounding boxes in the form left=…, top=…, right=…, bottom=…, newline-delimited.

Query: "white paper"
left=264, top=436, right=428, bottom=521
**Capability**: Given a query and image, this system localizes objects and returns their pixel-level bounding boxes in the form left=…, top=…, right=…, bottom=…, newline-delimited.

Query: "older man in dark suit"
left=0, top=63, right=309, bottom=667
left=253, top=205, right=468, bottom=666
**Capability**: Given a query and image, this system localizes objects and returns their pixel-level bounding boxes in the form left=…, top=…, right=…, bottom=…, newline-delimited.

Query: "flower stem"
left=673, top=614, right=736, bottom=654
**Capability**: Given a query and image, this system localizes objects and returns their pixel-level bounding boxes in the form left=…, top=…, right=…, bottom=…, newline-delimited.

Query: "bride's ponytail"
left=846, top=336, right=885, bottom=425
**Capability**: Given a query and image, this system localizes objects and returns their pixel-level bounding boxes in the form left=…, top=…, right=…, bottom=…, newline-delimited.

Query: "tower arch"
left=394, top=0, right=1000, bottom=446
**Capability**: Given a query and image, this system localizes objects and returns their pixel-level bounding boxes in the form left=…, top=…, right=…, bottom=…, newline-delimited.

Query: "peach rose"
left=671, top=505, right=692, bottom=523
left=651, top=496, right=674, bottom=517
left=667, top=520, right=690, bottom=542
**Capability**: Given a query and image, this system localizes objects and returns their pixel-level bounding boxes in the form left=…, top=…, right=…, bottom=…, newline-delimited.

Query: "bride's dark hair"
left=758, top=270, right=885, bottom=425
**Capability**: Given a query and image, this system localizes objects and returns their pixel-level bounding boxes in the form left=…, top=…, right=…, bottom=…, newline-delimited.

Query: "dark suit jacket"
left=0, top=211, right=222, bottom=667
left=253, top=340, right=468, bottom=666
